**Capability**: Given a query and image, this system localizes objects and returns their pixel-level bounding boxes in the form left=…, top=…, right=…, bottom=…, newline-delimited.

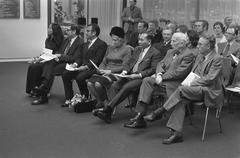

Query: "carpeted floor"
left=0, top=62, right=240, bottom=158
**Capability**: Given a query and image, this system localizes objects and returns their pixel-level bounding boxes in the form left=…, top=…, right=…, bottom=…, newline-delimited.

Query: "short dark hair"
left=201, top=20, right=209, bottom=31
left=213, top=21, right=225, bottom=33
left=202, top=34, right=216, bottom=50
left=88, top=23, right=100, bottom=37
left=148, top=20, right=158, bottom=27
left=187, top=30, right=199, bottom=48
left=142, top=33, right=154, bottom=44
left=139, top=20, right=148, bottom=29
left=70, top=25, right=80, bottom=35
left=177, top=25, right=189, bottom=33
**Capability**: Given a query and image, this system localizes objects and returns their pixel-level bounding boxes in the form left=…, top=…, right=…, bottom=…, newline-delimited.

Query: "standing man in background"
left=121, top=0, right=142, bottom=44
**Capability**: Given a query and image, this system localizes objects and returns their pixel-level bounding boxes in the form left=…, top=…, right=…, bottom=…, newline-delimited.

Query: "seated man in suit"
left=93, top=32, right=161, bottom=123
left=32, top=25, right=84, bottom=105
left=61, top=23, right=108, bottom=107
left=127, top=20, right=148, bottom=48
left=143, top=35, right=223, bottom=144
left=153, top=28, right=173, bottom=61
left=218, top=27, right=240, bottom=85
left=124, top=32, right=195, bottom=128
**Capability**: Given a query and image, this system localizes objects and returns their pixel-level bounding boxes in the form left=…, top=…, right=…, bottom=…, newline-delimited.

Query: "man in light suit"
left=144, top=35, right=223, bottom=144
left=94, top=32, right=161, bottom=123
left=124, top=32, right=195, bottom=128
left=218, top=27, right=240, bottom=85
left=121, top=0, right=142, bottom=43
left=32, top=25, right=84, bottom=105
left=61, top=23, right=107, bottom=107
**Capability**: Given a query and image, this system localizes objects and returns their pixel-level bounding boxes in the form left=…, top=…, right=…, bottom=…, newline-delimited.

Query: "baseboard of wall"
left=0, top=58, right=31, bottom=62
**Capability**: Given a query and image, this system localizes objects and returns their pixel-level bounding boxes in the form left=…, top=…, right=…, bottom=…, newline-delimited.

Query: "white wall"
left=0, top=0, right=48, bottom=61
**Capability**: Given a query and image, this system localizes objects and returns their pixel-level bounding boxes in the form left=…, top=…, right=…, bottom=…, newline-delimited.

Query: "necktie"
left=132, top=49, right=144, bottom=73
left=223, top=43, right=230, bottom=57
left=63, top=40, right=71, bottom=55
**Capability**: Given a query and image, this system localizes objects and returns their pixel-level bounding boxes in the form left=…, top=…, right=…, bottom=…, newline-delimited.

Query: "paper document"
left=181, top=72, right=200, bottom=86
left=230, top=54, right=239, bottom=64
left=65, top=63, right=79, bottom=71
left=42, top=48, right=53, bottom=54
left=225, top=87, right=240, bottom=93
left=40, top=53, right=57, bottom=61
left=40, top=48, right=56, bottom=61
left=90, top=60, right=100, bottom=71
left=113, top=74, right=131, bottom=78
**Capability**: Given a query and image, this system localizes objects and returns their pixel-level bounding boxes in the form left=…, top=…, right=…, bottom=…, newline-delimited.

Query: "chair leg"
left=186, top=104, right=193, bottom=125
left=202, top=107, right=209, bottom=142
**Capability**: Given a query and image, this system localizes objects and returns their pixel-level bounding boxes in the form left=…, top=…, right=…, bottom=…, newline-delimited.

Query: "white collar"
left=88, top=37, right=98, bottom=48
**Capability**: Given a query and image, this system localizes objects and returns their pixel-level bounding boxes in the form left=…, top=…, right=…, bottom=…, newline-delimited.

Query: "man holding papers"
left=32, top=25, right=83, bottom=105
left=94, top=32, right=161, bottom=123
left=61, top=24, right=107, bottom=107
left=144, top=35, right=223, bottom=144
left=124, top=32, right=195, bottom=128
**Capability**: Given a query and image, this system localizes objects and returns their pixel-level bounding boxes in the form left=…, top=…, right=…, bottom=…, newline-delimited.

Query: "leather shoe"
left=124, top=119, right=146, bottom=128
left=162, top=132, right=183, bottom=145
left=32, top=96, right=48, bottom=105
left=92, top=108, right=104, bottom=116
left=96, top=106, right=113, bottom=124
left=33, top=84, right=47, bottom=95
left=144, top=111, right=162, bottom=122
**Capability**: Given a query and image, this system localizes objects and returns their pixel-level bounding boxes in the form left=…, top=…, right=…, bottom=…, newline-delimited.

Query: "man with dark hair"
left=32, top=25, right=84, bottom=105
left=144, top=35, right=223, bottom=144
left=93, top=32, right=161, bottom=123
left=61, top=23, right=108, bottom=107
left=122, top=0, right=142, bottom=43
left=194, top=20, right=208, bottom=37
left=127, top=20, right=148, bottom=48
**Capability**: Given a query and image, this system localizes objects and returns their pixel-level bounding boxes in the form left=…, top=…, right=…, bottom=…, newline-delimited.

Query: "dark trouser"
left=41, top=61, right=66, bottom=93
left=26, top=63, right=44, bottom=94
left=108, top=78, right=142, bottom=108
left=62, top=69, right=96, bottom=100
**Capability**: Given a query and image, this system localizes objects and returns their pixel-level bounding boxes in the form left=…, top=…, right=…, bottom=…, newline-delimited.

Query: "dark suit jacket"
left=58, top=36, right=84, bottom=63
left=156, top=48, right=195, bottom=96
left=123, top=46, right=161, bottom=78
left=191, top=50, right=223, bottom=107
left=76, top=38, right=108, bottom=69
left=153, top=41, right=172, bottom=62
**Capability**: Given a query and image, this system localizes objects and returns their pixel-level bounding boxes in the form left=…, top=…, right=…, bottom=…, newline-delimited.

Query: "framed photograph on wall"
left=24, top=0, right=40, bottom=19
left=0, top=0, right=20, bottom=19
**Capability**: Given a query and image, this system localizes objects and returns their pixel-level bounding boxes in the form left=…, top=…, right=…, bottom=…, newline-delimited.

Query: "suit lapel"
left=200, top=51, right=216, bottom=75
left=192, top=54, right=204, bottom=72
left=139, top=46, right=152, bottom=64
left=67, top=37, right=79, bottom=55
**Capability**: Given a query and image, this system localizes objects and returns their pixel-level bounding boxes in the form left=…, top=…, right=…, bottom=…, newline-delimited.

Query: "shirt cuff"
left=139, top=73, right=142, bottom=78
